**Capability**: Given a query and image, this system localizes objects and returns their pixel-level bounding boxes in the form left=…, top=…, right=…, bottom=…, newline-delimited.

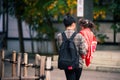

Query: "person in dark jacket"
left=57, top=15, right=87, bottom=80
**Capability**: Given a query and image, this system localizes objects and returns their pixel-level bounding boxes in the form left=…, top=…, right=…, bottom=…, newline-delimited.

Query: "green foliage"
left=44, top=0, right=77, bottom=22
left=93, top=0, right=120, bottom=43
left=2, top=0, right=26, bottom=18
left=22, top=0, right=54, bottom=39
left=21, top=0, right=77, bottom=40
left=97, top=34, right=109, bottom=43
left=94, top=22, right=109, bottom=43
left=111, top=23, right=120, bottom=32
left=44, top=0, right=73, bottom=15
left=110, top=0, right=120, bottom=16
left=94, top=22, right=100, bottom=31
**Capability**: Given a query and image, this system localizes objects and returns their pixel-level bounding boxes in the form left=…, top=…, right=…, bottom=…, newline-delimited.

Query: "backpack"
left=58, top=32, right=79, bottom=70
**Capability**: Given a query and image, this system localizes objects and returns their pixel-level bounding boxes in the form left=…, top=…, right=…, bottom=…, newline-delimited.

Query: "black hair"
left=63, top=15, right=76, bottom=27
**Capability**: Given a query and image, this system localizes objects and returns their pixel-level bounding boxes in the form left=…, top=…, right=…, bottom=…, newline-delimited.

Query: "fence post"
left=46, top=57, right=51, bottom=80
left=0, top=50, right=5, bottom=78
left=23, top=53, right=28, bottom=77
left=12, top=51, right=17, bottom=77
left=17, top=53, right=21, bottom=78
left=39, top=56, right=46, bottom=80
left=0, top=50, right=2, bottom=79
left=35, top=54, right=40, bottom=78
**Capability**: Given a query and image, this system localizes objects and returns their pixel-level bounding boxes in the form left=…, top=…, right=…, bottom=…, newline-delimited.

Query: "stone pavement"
left=2, top=54, right=120, bottom=80
left=51, top=69, right=120, bottom=80
left=1, top=57, right=120, bottom=80
left=1, top=49, right=120, bottom=80
left=3, top=64, right=120, bottom=80
left=52, top=50, right=120, bottom=72
left=51, top=50, right=120, bottom=80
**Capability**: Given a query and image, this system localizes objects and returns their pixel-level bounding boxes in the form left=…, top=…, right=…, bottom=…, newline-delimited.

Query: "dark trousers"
left=64, top=68, right=83, bottom=80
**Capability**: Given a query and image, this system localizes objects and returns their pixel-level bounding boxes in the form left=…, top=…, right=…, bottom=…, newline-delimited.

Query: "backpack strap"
left=62, top=32, right=67, bottom=41
left=69, top=32, right=77, bottom=41
left=62, top=32, right=77, bottom=41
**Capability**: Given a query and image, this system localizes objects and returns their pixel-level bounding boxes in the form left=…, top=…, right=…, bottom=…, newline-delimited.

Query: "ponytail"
left=79, top=18, right=96, bottom=29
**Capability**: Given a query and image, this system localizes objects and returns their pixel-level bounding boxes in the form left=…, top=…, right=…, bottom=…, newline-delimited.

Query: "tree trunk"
left=113, top=6, right=116, bottom=44
left=17, top=18, right=25, bottom=53
left=2, top=0, right=6, bottom=49
left=48, top=18, right=57, bottom=54
left=29, top=25, right=34, bottom=54
left=5, top=0, right=8, bottom=49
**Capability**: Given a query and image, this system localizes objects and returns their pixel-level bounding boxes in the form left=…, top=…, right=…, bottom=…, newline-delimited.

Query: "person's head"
left=63, top=15, right=76, bottom=30
left=78, top=18, right=96, bottom=29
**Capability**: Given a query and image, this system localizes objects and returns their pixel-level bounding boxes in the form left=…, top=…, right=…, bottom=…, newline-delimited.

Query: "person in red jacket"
left=78, top=18, right=97, bottom=67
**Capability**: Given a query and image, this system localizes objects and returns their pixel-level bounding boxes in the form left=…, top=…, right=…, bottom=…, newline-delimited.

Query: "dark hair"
left=78, top=18, right=96, bottom=29
left=63, top=15, right=76, bottom=27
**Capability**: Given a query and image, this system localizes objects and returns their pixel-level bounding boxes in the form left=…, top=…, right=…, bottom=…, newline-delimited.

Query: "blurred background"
left=0, top=0, right=120, bottom=54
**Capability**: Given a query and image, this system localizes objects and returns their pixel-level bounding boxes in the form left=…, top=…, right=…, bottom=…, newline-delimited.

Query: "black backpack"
left=58, top=32, right=79, bottom=70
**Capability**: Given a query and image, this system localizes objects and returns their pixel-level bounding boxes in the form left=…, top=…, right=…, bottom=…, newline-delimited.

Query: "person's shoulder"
left=57, top=32, right=62, bottom=36
left=57, top=32, right=62, bottom=38
left=73, top=32, right=82, bottom=39
left=76, top=32, right=82, bottom=37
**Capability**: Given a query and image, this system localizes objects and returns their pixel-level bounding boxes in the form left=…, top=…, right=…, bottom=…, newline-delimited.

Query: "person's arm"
left=78, top=34, right=87, bottom=55
left=56, top=33, right=62, bottom=48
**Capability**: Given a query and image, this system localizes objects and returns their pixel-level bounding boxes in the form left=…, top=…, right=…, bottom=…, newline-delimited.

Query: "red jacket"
left=80, top=28, right=97, bottom=67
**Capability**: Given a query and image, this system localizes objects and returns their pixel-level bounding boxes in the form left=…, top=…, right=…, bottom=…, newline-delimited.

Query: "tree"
left=1, top=0, right=26, bottom=53
left=93, top=0, right=120, bottom=43
left=13, top=0, right=26, bottom=53
left=0, top=0, right=8, bottom=49
left=22, top=0, right=56, bottom=54
left=22, top=0, right=77, bottom=54
left=43, top=0, right=77, bottom=54
left=110, top=0, right=120, bottom=43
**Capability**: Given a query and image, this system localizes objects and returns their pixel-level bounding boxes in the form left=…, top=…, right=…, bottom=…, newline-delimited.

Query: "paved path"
left=51, top=69, right=120, bottom=80
left=2, top=54, right=120, bottom=80
left=3, top=62, right=120, bottom=80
